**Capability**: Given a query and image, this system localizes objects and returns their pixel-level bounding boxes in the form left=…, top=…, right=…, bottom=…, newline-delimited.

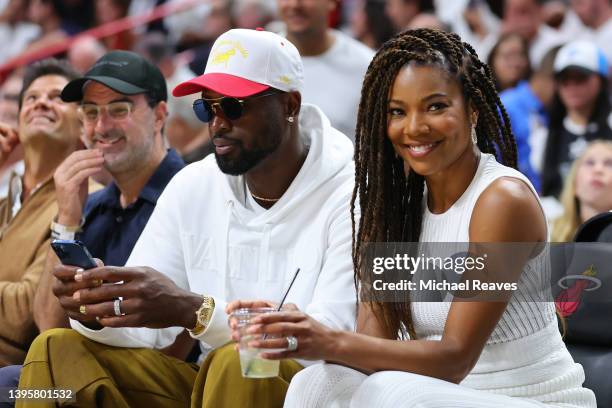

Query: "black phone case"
left=51, top=240, right=97, bottom=269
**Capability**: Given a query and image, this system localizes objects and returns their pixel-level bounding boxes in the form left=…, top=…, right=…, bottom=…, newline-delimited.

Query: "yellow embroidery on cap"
left=210, top=40, right=249, bottom=67
left=279, top=75, right=291, bottom=85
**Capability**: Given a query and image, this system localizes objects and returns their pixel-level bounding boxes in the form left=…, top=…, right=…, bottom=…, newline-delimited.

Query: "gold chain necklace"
left=250, top=192, right=280, bottom=202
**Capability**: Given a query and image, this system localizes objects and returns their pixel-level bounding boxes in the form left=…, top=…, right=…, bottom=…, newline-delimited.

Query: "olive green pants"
left=17, top=329, right=303, bottom=408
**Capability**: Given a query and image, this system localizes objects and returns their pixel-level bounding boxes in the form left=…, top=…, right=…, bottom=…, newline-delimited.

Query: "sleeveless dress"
left=284, top=153, right=596, bottom=408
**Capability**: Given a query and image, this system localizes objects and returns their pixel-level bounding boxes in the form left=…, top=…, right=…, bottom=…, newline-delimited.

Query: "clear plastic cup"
left=230, top=307, right=283, bottom=378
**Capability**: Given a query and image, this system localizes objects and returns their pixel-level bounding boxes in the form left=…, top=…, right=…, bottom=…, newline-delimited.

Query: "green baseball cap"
left=61, top=50, right=167, bottom=103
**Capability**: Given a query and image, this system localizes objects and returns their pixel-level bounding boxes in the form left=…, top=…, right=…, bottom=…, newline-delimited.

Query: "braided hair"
left=351, top=28, right=517, bottom=340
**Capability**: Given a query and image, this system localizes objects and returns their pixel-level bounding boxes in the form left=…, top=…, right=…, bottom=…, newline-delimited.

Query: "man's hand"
left=52, top=262, right=105, bottom=324
left=69, top=266, right=202, bottom=329
left=0, top=122, right=19, bottom=168
left=54, top=150, right=104, bottom=225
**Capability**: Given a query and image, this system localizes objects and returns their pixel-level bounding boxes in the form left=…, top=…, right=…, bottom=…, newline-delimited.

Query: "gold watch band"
left=190, top=296, right=215, bottom=336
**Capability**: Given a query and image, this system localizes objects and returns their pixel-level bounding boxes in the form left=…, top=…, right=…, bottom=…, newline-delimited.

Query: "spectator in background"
left=95, top=0, right=134, bottom=50
left=0, top=0, right=40, bottom=63
left=385, top=0, right=434, bottom=32
left=182, top=0, right=234, bottom=75
left=60, top=0, right=94, bottom=33
left=0, top=73, right=22, bottom=128
left=0, top=59, right=81, bottom=367
left=541, top=0, right=566, bottom=29
left=488, top=32, right=531, bottom=91
left=502, top=0, right=565, bottom=68
left=350, top=0, right=395, bottom=49
left=571, top=0, right=612, bottom=63
left=501, top=45, right=557, bottom=193
left=232, top=0, right=276, bottom=30
left=552, top=140, right=612, bottom=241
left=128, top=0, right=165, bottom=35
left=407, top=12, right=448, bottom=30
left=278, top=0, right=374, bottom=141
left=449, top=0, right=501, bottom=60
left=0, top=72, right=25, bottom=198
left=24, top=0, right=71, bottom=54
left=136, top=31, right=211, bottom=164
left=67, top=35, right=107, bottom=74
left=541, top=40, right=612, bottom=197
left=549, top=0, right=588, bottom=40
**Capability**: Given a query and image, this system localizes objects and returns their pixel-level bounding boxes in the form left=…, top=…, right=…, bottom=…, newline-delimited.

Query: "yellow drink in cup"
left=231, top=307, right=284, bottom=378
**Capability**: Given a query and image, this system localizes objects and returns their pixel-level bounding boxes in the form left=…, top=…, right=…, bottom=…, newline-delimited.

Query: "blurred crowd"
left=0, top=0, right=611, bottom=242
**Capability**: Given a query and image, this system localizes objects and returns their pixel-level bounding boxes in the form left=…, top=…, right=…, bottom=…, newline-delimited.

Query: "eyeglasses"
left=192, top=92, right=278, bottom=123
left=79, top=101, right=135, bottom=124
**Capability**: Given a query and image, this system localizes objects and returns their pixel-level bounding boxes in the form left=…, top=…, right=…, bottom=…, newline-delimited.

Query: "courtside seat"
left=562, top=212, right=612, bottom=406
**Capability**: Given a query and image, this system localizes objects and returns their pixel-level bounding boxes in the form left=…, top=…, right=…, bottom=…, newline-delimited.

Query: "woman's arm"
left=355, top=302, right=391, bottom=338
left=249, top=177, right=546, bottom=383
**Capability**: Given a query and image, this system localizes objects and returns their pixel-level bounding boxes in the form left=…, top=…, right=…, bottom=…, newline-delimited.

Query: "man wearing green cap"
left=0, top=50, right=186, bottom=400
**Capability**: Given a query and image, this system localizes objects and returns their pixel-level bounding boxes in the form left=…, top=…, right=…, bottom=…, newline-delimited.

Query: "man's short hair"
left=19, top=59, right=81, bottom=110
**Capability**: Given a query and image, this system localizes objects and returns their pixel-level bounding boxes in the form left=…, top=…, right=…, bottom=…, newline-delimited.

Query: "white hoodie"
left=71, top=104, right=357, bottom=353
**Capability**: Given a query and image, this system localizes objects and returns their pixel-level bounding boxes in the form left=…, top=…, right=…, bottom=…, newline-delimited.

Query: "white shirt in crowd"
left=0, top=21, right=40, bottom=63
left=0, top=161, right=24, bottom=200
left=529, top=25, right=567, bottom=68
left=166, top=64, right=203, bottom=130
left=70, top=104, right=358, bottom=359
left=300, top=30, right=374, bottom=142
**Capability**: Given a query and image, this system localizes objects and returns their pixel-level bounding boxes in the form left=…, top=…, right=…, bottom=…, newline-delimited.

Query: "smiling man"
left=32, top=50, right=185, bottom=332
left=0, top=51, right=186, bottom=397
left=18, top=29, right=356, bottom=407
left=0, top=59, right=81, bottom=367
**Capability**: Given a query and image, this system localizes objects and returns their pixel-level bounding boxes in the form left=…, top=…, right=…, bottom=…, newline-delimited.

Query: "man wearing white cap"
left=18, top=28, right=357, bottom=407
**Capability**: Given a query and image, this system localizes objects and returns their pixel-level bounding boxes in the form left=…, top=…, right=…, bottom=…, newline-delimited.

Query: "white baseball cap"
left=173, top=28, right=303, bottom=98
left=554, top=40, right=609, bottom=78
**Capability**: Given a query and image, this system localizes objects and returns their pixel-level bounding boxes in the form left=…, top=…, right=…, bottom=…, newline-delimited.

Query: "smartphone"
left=51, top=239, right=97, bottom=269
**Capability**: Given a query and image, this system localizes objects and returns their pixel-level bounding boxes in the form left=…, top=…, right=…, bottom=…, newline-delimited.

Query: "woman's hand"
left=226, top=299, right=278, bottom=342
left=245, top=306, right=340, bottom=361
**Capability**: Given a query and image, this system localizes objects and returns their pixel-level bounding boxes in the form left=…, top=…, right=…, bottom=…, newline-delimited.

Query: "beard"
left=214, top=141, right=279, bottom=175
left=213, top=126, right=283, bottom=175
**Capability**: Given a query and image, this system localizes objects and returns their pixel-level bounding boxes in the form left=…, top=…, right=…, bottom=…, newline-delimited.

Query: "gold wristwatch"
left=189, top=296, right=215, bottom=336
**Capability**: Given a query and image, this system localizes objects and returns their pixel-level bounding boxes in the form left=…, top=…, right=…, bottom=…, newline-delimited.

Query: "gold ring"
left=79, top=305, right=87, bottom=315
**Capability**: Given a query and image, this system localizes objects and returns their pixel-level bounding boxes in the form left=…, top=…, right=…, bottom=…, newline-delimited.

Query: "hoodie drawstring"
left=223, top=200, right=235, bottom=300
left=258, top=224, right=272, bottom=292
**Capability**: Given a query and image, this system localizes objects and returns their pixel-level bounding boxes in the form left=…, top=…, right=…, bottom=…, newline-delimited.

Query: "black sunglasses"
left=192, top=92, right=278, bottom=123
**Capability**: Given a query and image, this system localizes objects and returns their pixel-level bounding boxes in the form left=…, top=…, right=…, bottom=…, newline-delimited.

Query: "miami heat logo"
left=555, top=265, right=601, bottom=317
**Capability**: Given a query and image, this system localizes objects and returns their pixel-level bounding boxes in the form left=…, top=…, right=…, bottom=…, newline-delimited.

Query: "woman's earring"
left=471, top=126, right=477, bottom=145
left=287, top=116, right=294, bottom=123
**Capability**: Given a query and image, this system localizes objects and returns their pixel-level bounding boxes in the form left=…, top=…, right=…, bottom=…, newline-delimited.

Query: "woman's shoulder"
left=478, top=153, right=536, bottom=193
left=471, top=176, right=546, bottom=242
left=470, top=154, right=546, bottom=242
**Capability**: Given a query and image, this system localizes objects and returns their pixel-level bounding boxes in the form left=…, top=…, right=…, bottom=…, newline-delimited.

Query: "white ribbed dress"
left=284, top=153, right=596, bottom=408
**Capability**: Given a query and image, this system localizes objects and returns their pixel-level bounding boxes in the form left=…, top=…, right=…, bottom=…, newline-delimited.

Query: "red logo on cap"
left=256, top=27, right=265, bottom=31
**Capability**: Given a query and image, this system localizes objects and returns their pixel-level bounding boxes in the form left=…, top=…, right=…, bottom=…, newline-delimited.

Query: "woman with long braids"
left=227, top=29, right=595, bottom=407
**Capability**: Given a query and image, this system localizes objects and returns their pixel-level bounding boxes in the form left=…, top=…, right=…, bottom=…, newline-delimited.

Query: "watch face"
left=197, top=297, right=215, bottom=326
